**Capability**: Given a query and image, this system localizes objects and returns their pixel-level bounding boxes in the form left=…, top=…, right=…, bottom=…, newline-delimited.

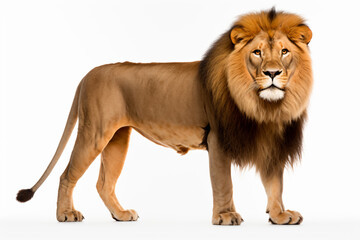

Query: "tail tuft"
left=16, top=189, right=34, bottom=202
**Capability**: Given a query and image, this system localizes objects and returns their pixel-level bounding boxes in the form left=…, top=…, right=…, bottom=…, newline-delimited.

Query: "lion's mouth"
left=258, top=85, right=285, bottom=102
left=259, top=84, right=285, bottom=92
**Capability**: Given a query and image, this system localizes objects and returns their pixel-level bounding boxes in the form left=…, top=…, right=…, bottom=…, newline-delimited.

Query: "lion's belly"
left=132, top=123, right=206, bottom=154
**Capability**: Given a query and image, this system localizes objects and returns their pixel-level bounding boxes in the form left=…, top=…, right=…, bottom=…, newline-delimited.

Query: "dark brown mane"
left=267, top=7, right=278, bottom=22
left=199, top=9, right=308, bottom=177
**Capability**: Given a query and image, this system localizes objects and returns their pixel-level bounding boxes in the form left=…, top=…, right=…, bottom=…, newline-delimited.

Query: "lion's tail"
left=16, top=83, right=81, bottom=203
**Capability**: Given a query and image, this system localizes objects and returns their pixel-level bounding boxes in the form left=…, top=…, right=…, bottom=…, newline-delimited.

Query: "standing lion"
left=17, top=8, right=312, bottom=225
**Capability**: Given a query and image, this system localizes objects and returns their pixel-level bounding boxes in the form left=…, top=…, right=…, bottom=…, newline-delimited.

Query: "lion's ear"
left=230, top=26, right=252, bottom=45
left=288, top=24, right=312, bottom=44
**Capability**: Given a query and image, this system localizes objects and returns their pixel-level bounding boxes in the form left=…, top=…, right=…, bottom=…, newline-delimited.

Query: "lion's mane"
left=199, top=9, right=312, bottom=176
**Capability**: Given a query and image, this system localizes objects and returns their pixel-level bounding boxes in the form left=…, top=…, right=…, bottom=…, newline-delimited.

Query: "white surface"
left=1, top=0, right=360, bottom=239
left=2, top=217, right=359, bottom=240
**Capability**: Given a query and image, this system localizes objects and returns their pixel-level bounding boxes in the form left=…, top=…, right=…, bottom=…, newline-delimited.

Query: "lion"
left=17, top=8, right=313, bottom=225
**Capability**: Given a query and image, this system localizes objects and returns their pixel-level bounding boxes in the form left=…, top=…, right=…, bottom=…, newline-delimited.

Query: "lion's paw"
left=212, top=212, right=243, bottom=225
left=57, top=210, right=84, bottom=222
left=268, top=210, right=303, bottom=225
left=112, top=209, right=139, bottom=221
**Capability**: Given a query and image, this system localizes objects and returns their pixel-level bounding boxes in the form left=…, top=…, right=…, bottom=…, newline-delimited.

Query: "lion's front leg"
left=260, top=169, right=303, bottom=225
left=208, top=133, right=243, bottom=225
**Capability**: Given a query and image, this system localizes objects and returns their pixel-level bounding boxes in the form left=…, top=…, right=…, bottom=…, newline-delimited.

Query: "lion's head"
left=201, top=8, right=313, bottom=123
left=227, top=9, right=313, bottom=122
left=200, top=8, right=313, bottom=166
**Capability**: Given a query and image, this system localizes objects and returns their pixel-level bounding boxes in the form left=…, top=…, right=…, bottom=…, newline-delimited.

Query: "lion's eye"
left=253, top=49, right=261, bottom=56
left=282, top=48, right=289, bottom=55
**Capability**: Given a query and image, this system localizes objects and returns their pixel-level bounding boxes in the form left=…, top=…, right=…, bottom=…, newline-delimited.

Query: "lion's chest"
left=132, top=122, right=206, bottom=154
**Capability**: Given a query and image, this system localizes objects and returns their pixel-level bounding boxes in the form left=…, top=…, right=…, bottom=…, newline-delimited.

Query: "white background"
left=1, top=0, right=360, bottom=239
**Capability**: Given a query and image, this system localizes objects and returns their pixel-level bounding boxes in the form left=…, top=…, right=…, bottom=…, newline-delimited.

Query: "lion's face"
left=246, top=31, right=296, bottom=102
left=224, top=13, right=313, bottom=122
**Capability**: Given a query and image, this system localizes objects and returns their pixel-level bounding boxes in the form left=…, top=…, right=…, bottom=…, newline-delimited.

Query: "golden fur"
left=17, top=8, right=312, bottom=225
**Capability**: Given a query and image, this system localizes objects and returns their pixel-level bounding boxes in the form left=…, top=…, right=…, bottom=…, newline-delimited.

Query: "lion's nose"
left=263, top=70, right=282, bottom=79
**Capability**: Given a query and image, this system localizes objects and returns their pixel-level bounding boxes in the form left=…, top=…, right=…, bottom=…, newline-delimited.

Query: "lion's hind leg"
left=57, top=122, right=118, bottom=222
left=96, top=127, right=138, bottom=221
